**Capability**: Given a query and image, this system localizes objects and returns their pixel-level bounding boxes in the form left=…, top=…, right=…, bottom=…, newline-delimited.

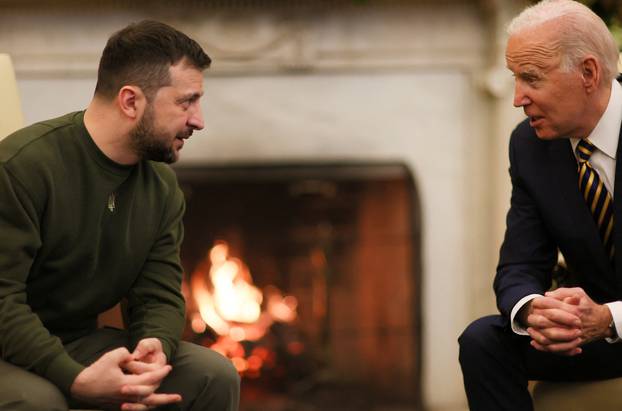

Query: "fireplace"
left=175, top=162, right=422, bottom=411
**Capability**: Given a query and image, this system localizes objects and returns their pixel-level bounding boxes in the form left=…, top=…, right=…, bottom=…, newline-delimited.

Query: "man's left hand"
left=126, top=338, right=168, bottom=373
left=545, top=287, right=613, bottom=344
left=121, top=338, right=180, bottom=410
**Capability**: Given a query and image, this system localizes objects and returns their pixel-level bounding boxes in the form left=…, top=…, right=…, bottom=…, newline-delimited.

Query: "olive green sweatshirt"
left=0, top=111, right=186, bottom=394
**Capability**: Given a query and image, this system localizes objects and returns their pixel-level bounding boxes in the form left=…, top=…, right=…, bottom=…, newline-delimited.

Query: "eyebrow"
left=505, top=60, right=542, bottom=78
left=517, top=69, right=541, bottom=78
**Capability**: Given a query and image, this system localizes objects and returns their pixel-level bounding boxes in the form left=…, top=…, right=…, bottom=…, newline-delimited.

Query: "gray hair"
left=508, top=0, right=619, bottom=83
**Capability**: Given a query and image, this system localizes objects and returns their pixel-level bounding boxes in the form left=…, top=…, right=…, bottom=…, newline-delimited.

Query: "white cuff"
left=605, top=301, right=622, bottom=343
left=510, top=294, right=542, bottom=335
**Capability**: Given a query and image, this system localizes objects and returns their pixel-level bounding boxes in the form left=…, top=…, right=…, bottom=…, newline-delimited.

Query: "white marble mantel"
left=3, top=1, right=489, bottom=76
left=0, top=1, right=528, bottom=409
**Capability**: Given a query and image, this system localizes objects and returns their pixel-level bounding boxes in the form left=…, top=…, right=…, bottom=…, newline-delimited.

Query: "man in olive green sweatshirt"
left=0, top=20, right=240, bottom=411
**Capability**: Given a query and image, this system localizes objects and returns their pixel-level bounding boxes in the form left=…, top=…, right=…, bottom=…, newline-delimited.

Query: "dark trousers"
left=458, top=315, right=622, bottom=411
left=0, top=328, right=240, bottom=411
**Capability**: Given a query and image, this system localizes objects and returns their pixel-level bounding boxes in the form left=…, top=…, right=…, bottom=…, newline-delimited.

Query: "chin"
left=169, top=149, right=181, bottom=164
left=163, top=153, right=179, bottom=164
left=534, top=129, right=563, bottom=140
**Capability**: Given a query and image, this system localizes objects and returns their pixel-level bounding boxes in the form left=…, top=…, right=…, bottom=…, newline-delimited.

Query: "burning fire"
left=188, top=241, right=298, bottom=375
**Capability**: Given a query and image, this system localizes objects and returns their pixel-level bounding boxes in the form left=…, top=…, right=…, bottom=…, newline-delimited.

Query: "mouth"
left=528, top=115, right=544, bottom=127
left=176, top=130, right=193, bottom=140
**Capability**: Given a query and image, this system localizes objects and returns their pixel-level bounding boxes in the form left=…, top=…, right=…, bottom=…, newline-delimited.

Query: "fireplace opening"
left=175, top=162, right=422, bottom=411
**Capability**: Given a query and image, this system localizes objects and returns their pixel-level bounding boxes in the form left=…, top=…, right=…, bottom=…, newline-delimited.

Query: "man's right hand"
left=70, top=347, right=182, bottom=410
left=519, top=295, right=583, bottom=356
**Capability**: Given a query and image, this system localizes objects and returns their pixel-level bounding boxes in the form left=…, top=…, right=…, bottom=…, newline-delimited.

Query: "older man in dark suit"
left=459, top=1, right=622, bottom=410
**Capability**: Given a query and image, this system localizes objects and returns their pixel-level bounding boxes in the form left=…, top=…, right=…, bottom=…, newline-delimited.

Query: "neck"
left=573, top=83, right=612, bottom=140
left=83, top=97, right=140, bottom=165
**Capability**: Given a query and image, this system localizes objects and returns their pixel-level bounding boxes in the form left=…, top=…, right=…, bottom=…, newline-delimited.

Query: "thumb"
left=103, top=347, right=133, bottom=365
left=546, top=289, right=569, bottom=299
left=133, top=338, right=162, bottom=359
left=563, top=295, right=581, bottom=305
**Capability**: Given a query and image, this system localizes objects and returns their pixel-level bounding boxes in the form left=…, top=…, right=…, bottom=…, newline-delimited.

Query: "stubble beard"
left=129, top=105, right=177, bottom=164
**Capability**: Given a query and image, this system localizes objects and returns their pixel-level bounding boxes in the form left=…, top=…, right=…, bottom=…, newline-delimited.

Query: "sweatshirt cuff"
left=43, top=351, right=85, bottom=395
left=159, top=338, right=174, bottom=363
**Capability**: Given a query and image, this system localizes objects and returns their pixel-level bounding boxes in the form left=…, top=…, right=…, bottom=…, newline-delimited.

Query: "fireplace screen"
left=175, top=163, right=422, bottom=411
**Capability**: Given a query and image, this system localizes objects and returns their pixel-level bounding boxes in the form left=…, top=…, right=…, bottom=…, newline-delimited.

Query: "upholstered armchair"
left=530, top=261, right=622, bottom=409
left=0, top=53, right=24, bottom=140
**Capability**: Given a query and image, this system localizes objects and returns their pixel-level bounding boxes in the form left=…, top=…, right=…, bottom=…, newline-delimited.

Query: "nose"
left=513, top=81, right=531, bottom=108
left=188, top=106, right=205, bottom=131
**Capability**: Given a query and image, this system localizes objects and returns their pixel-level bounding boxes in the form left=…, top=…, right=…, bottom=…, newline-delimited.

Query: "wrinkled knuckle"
left=535, top=316, right=547, bottom=327
left=118, top=347, right=131, bottom=356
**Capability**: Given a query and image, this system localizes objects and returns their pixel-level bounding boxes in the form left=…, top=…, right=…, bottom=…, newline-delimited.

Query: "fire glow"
left=189, top=241, right=298, bottom=375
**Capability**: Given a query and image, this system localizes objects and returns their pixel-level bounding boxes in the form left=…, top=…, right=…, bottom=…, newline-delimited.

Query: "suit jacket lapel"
left=613, top=122, right=622, bottom=286
left=548, top=140, right=598, bottom=238
left=548, top=140, right=616, bottom=291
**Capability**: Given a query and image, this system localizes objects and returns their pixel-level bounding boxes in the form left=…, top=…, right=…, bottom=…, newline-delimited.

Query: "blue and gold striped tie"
left=576, top=138, right=615, bottom=260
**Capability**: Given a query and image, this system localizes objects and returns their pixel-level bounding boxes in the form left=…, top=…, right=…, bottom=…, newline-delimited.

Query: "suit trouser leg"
left=64, top=327, right=240, bottom=411
left=0, top=359, right=68, bottom=411
left=459, top=315, right=622, bottom=411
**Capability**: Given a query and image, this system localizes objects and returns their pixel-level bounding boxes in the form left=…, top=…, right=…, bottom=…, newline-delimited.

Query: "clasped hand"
left=521, top=287, right=613, bottom=356
left=70, top=338, right=182, bottom=410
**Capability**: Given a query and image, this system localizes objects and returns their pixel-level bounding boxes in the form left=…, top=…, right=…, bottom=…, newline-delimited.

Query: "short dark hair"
left=95, top=20, right=211, bottom=100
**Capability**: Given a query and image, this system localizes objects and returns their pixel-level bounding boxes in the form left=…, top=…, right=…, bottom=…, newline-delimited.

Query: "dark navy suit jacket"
left=493, top=118, right=622, bottom=320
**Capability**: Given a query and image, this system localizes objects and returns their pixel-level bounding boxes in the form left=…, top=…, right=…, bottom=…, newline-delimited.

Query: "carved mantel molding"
left=0, top=0, right=489, bottom=77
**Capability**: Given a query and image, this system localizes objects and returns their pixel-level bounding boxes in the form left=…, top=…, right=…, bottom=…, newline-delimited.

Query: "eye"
left=521, top=73, right=540, bottom=85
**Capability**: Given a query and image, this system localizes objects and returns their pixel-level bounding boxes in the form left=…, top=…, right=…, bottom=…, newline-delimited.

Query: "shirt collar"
left=570, top=79, right=622, bottom=160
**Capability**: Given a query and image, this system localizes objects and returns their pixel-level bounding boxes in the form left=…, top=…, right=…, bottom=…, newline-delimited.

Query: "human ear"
left=580, top=56, right=600, bottom=93
left=117, top=86, right=146, bottom=119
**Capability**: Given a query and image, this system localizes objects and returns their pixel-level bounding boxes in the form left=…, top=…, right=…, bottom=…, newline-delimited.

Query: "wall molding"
left=0, top=1, right=487, bottom=77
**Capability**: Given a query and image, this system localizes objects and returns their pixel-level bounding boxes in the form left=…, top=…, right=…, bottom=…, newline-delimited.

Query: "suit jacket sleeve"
left=493, top=126, right=558, bottom=320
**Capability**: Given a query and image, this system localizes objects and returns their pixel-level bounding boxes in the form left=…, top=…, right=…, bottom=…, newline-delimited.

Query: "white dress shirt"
left=511, top=79, right=622, bottom=341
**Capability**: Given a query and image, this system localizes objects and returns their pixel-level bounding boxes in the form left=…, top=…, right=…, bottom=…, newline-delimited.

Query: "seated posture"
left=0, top=20, right=239, bottom=411
left=459, top=1, right=622, bottom=410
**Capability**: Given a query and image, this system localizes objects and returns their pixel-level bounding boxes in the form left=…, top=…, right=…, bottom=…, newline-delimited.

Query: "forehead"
left=505, top=25, right=562, bottom=72
left=168, top=62, right=204, bottom=92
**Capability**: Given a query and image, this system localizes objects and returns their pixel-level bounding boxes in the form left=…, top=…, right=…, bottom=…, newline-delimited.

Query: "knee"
left=178, top=343, right=240, bottom=392
left=458, top=315, right=504, bottom=365
left=203, top=349, right=241, bottom=392
left=0, top=384, right=68, bottom=411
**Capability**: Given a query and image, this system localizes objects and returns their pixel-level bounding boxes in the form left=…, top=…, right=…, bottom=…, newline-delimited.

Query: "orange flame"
left=208, top=243, right=262, bottom=324
left=189, top=241, right=298, bottom=348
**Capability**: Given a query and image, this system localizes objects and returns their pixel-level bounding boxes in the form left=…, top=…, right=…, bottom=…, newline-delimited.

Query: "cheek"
left=555, top=83, right=584, bottom=109
left=157, top=111, right=185, bottom=131
left=172, top=111, right=189, bottom=126
left=535, top=93, right=566, bottom=116
left=556, top=97, right=584, bottom=120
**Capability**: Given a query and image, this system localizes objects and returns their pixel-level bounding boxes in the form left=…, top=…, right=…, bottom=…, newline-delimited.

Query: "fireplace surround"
left=175, top=162, right=422, bottom=410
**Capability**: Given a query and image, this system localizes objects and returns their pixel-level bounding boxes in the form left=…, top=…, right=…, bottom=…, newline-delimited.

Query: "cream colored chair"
left=529, top=262, right=622, bottom=409
left=533, top=378, right=622, bottom=410
left=0, top=53, right=24, bottom=139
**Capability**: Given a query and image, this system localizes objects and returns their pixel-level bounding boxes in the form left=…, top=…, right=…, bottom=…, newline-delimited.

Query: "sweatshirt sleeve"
left=0, top=165, right=84, bottom=394
left=126, top=176, right=186, bottom=361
